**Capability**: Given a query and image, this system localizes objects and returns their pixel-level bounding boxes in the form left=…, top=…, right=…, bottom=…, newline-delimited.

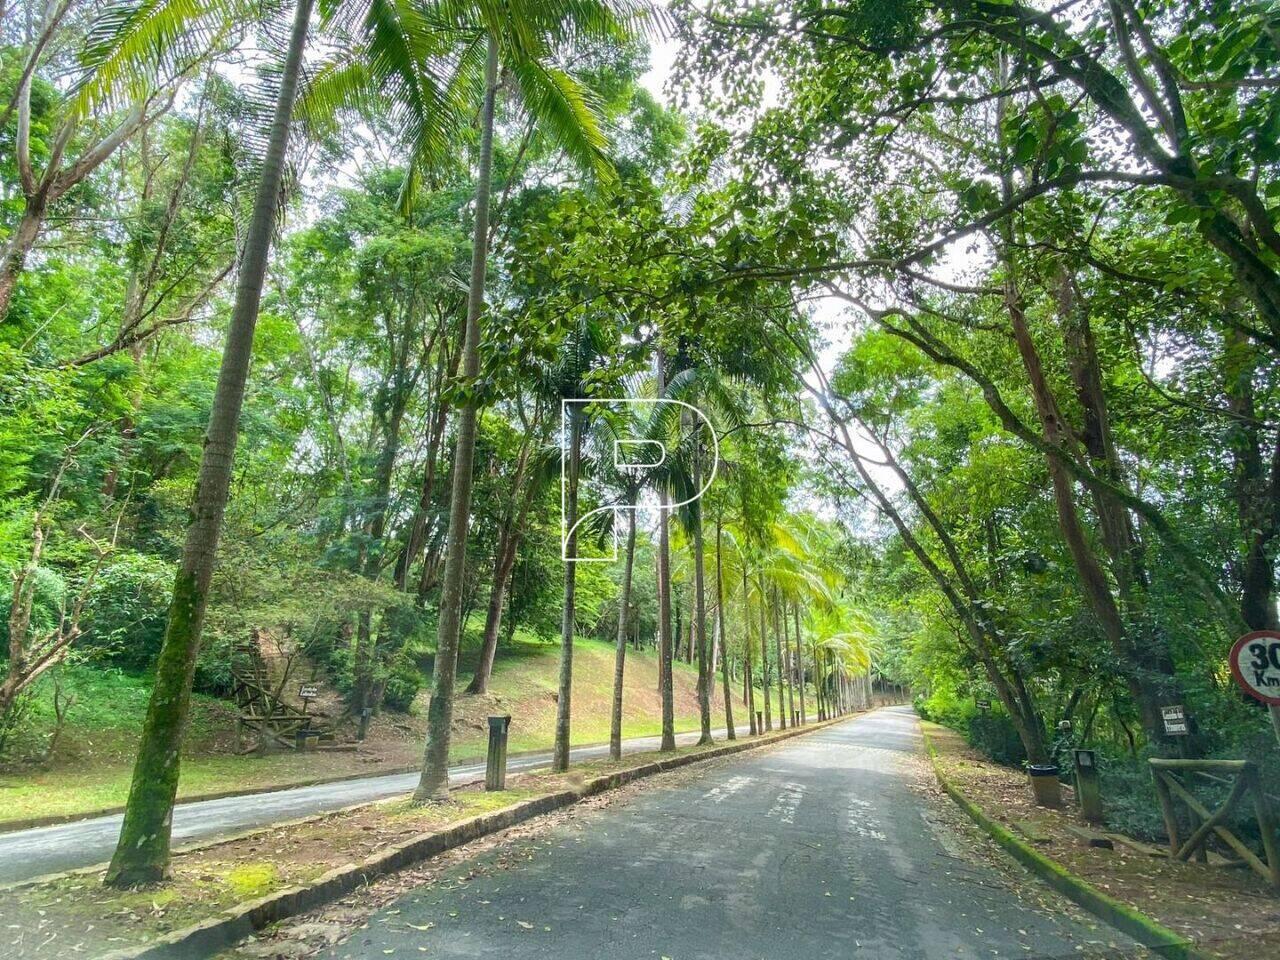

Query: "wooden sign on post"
left=975, top=698, right=991, bottom=712
left=1229, top=630, right=1280, bottom=745
left=298, top=683, right=318, bottom=701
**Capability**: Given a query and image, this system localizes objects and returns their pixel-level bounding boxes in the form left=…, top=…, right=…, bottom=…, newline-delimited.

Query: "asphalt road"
left=0, top=724, right=748, bottom=885
left=317, top=707, right=1140, bottom=960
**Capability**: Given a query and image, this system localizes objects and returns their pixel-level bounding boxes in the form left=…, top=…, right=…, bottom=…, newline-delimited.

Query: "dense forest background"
left=2, top=0, right=1279, bottom=865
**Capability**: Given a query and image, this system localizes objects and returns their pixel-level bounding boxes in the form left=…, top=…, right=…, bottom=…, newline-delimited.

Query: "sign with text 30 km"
left=1230, top=630, right=1280, bottom=706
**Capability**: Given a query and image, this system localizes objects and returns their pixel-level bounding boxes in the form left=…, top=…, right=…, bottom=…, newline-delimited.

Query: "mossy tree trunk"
left=103, top=0, right=314, bottom=888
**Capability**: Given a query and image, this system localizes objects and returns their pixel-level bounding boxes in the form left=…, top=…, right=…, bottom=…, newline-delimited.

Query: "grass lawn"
left=0, top=633, right=765, bottom=827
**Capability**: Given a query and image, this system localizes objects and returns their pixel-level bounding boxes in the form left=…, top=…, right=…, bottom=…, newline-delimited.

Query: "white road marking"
left=766, top=782, right=807, bottom=824
left=701, top=775, right=754, bottom=804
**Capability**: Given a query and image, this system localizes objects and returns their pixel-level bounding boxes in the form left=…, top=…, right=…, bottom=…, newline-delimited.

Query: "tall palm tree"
left=586, top=397, right=650, bottom=760
left=412, top=0, right=651, bottom=800
left=101, top=0, right=315, bottom=888
left=90, top=0, right=470, bottom=886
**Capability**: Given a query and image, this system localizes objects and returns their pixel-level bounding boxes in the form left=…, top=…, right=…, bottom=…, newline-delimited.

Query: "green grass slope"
left=0, top=633, right=756, bottom=827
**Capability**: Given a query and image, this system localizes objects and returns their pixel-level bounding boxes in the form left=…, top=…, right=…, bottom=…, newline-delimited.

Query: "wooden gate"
left=1149, top=758, right=1280, bottom=886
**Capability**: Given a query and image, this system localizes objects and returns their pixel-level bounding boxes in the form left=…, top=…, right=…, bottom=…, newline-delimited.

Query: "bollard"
left=486, top=714, right=512, bottom=791
left=1074, top=749, right=1103, bottom=823
left=755, top=711, right=764, bottom=734
left=357, top=706, right=373, bottom=741
left=793, top=710, right=800, bottom=727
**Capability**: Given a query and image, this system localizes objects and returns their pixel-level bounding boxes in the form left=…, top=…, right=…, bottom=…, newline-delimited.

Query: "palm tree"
left=93, top=0, right=469, bottom=886
left=586, top=398, right=650, bottom=760
left=102, top=0, right=317, bottom=888
left=412, top=0, right=651, bottom=800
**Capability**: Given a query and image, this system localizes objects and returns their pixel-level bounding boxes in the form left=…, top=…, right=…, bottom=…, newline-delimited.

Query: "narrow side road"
left=303, top=707, right=1142, bottom=960
left=0, top=724, right=748, bottom=885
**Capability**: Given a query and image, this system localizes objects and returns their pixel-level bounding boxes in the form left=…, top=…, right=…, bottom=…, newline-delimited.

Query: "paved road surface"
left=316, top=707, right=1138, bottom=960
left=0, top=725, right=748, bottom=884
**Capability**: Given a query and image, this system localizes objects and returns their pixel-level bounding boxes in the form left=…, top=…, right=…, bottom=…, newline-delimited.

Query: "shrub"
left=381, top=655, right=422, bottom=713
left=0, top=564, right=66, bottom=651
left=81, top=552, right=174, bottom=671
left=967, top=712, right=1028, bottom=767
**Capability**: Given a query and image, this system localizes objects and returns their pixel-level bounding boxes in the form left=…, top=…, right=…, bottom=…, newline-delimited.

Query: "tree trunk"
left=0, top=192, right=45, bottom=323
left=715, top=519, right=735, bottom=739
left=610, top=509, right=637, bottom=759
left=692, top=442, right=712, bottom=745
left=783, top=597, right=795, bottom=724
left=465, top=526, right=518, bottom=695
left=772, top=588, right=786, bottom=729
left=466, top=464, right=536, bottom=695
left=758, top=577, right=771, bottom=731
left=1223, top=326, right=1280, bottom=632
left=552, top=411, right=583, bottom=772
left=656, top=351, right=676, bottom=751
left=1006, top=282, right=1176, bottom=744
left=794, top=601, right=806, bottom=724
left=413, top=36, right=498, bottom=802
left=104, top=0, right=314, bottom=888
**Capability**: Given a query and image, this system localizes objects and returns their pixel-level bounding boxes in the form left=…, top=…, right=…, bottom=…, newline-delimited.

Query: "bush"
left=0, top=564, right=66, bottom=652
left=968, top=712, right=1028, bottom=767
left=82, top=552, right=174, bottom=671
left=381, top=656, right=422, bottom=713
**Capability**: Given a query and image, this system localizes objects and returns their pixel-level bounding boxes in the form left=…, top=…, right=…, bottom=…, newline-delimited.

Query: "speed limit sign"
left=1230, top=630, right=1280, bottom=706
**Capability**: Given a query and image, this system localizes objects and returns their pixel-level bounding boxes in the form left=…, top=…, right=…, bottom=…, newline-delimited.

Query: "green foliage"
left=82, top=552, right=176, bottom=671
left=0, top=564, right=66, bottom=651
left=381, top=655, right=422, bottom=713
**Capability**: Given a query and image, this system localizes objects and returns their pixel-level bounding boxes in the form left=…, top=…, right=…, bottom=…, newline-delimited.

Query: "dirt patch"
left=924, top=722, right=1280, bottom=960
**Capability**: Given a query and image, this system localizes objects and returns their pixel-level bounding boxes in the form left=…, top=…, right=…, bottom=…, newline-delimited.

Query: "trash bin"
left=1028, top=764, right=1062, bottom=808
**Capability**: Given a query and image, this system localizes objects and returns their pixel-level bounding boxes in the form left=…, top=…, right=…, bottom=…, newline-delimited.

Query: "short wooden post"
left=755, top=710, right=764, bottom=734
left=1244, top=764, right=1280, bottom=887
left=357, top=706, right=372, bottom=741
left=1073, top=749, right=1103, bottom=824
left=1150, top=766, right=1181, bottom=855
left=486, top=714, right=512, bottom=791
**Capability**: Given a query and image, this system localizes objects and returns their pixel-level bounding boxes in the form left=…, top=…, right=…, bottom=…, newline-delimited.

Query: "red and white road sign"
left=1230, top=630, right=1280, bottom=706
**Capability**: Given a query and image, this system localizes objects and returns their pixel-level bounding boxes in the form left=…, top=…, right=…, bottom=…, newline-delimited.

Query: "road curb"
left=95, top=713, right=858, bottom=960
left=919, top=724, right=1212, bottom=960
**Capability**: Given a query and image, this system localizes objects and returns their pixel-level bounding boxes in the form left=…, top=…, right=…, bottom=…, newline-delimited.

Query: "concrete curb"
left=94, top=713, right=857, bottom=960
left=920, top=725, right=1212, bottom=960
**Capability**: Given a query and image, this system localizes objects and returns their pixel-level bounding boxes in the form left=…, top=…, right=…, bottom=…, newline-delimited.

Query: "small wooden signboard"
left=1160, top=704, right=1189, bottom=737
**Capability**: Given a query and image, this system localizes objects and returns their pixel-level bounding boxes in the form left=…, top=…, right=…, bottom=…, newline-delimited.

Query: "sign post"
left=1229, top=630, right=1280, bottom=747
left=1073, top=749, right=1103, bottom=824
left=486, top=715, right=512, bottom=791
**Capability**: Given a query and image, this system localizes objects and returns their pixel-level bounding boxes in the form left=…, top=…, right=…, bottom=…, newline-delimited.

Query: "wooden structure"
left=1149, top=758, right=1280, bottom=886
left=230, top=633, right=332, bottom=753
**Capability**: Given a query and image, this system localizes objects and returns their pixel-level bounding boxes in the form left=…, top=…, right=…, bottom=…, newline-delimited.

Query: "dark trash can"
left=1028, top=763, right=1062, bottom=808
